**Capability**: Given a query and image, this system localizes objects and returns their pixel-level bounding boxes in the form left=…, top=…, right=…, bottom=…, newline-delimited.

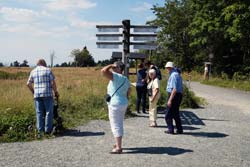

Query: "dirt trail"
left=190, top=82, right=250, bottom=114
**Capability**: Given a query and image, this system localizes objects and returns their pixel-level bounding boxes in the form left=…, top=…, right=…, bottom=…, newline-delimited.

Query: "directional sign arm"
left=96, top=41, right=122, bottom=49
left=96, top=34, right=123, bottom=41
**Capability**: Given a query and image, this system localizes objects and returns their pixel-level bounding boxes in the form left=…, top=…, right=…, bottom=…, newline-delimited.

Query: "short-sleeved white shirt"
left=147, top=78, right=160, bottom=101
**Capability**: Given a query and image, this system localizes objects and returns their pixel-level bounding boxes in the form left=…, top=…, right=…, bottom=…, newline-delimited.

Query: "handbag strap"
left=111, top=78, right=126, bottom=97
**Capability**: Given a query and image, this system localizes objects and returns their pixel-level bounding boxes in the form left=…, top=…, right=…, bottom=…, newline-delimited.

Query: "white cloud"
left=70, top=18, right=106, bottom=29
left=0, top=7, right=42, bottom=23
left=0, top=23, right=52, bottom=36
left=131, top=2, right=152, bottom=12
left=0, top=23, right=72, bottom=38
left=70, top=19, right=98, bottom=28
left=68, top=14, right=112, bottom=29
left=45, top=0, right=96, bottom=11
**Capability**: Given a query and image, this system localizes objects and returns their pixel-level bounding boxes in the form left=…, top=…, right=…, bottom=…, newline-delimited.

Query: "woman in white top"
left=147, top=69, right=160, bottom=127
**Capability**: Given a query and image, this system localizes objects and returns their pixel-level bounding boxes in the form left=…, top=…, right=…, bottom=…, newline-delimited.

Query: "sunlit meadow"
left=0, top=67, right=201, bottom=142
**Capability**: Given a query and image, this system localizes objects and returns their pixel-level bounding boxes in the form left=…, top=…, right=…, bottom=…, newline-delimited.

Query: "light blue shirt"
left=107, top=72, right=130, bottom=105
left=166, top=69, right=183, bottom=93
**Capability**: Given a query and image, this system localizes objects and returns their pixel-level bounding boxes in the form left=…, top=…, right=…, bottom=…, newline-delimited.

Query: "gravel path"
left=1, top=82, right=250, bottom=167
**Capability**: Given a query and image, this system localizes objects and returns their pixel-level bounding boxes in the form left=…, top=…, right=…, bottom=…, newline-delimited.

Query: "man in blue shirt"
left=164, top=61, right=183, bottom=134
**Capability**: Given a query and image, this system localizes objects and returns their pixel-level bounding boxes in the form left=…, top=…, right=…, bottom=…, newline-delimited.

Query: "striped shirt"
left=27, top=66, right=55, bottom=98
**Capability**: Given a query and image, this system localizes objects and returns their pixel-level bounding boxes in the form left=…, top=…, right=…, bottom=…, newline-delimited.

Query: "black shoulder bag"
left=105, top=78, right=126, bottom=102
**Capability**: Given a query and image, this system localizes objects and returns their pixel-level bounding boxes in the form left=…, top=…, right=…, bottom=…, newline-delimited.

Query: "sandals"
left=149, top=122, right=157, bottom=127
left=110, top=148, right=123, bottom=154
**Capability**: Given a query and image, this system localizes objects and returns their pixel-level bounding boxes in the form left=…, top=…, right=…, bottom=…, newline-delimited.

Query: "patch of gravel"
left=0, top=82, right=250, bottom=167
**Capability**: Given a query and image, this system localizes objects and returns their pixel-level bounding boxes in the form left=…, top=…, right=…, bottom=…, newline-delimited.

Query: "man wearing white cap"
left=164, top=61, right=183, bottom=134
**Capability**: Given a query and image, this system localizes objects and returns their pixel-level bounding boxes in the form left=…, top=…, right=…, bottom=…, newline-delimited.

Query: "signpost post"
left=96, top=19, right=157, bottom=77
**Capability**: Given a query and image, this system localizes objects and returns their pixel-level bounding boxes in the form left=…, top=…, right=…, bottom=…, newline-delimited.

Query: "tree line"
left=148, top=0, right=250, bottom=77
left=0, top=46, right=114, bottom=68
left=55, top=46, right=114, bottom=67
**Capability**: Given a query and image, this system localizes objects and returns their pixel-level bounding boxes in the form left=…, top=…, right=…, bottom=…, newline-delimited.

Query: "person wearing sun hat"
left=164, top=61, right=183, bottom=134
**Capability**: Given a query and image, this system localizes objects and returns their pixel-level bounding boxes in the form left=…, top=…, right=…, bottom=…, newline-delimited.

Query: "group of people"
left=101, top=60, right=183, bottom=154
left=26, top=59, right=183, bottom=154
left=135, top=61, right=161, bottom=127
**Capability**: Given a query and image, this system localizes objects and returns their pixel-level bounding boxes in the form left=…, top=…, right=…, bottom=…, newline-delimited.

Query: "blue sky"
left=0, top=0, right=164, bottom=66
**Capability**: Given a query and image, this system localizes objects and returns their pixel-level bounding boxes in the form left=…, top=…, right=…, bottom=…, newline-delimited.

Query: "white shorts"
left=108, top=104, right=128, bottom=137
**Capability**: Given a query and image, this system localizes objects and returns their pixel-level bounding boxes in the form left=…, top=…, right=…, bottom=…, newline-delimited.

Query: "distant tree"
left=10, top=63, right=13, bottom=67
left=60, top=62, right=69, bottom=67
left=97, top=59, right=113, bottom=66
left=13, top=61, right=20, bottom=67
left=70, top=46, right=96, bottom=67
left=0, top=62, right=3, bottom=67
left=20, top=60, right=29, bottom=67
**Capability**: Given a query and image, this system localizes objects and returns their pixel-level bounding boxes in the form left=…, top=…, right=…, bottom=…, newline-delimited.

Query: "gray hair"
left=37, top=59, right=47, bottom=67
left=114, top=61, right=125, bottom=72
left=148, top=69, right=156, bottom=75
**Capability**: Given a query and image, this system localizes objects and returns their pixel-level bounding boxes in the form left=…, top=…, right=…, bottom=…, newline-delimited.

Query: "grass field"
left=0, top=67, right=201, bottom=142
left=181, top=71, right=250, bottom=91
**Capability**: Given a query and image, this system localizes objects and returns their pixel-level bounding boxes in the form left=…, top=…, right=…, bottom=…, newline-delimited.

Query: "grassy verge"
left=181, top=70, right=250, bottom=92
left=201, top=79, right=250, bottom=91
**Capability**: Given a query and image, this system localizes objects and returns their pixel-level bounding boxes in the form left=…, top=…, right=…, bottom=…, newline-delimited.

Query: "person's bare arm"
left=101, top=64, right=116, bottom=80
left=52, top=80, right=59, bottom=97
left=167, top=88, right=177, bottom=107
left=27, top=83, right=34, bottom=95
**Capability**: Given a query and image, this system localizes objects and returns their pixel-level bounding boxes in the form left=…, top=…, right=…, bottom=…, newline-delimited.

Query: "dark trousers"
left=136, top=85, right=147, bottom=113
left=165, top=93, right=183, bottom=133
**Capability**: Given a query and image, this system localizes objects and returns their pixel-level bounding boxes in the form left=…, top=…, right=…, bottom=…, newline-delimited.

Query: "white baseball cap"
left=165, top=61, right=174, bottom=68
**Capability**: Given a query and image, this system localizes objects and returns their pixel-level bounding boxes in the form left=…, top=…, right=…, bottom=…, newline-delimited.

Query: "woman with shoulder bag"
left=147, top=69, right=160, bottom=127
left=101, top=61, right=130, bottom=154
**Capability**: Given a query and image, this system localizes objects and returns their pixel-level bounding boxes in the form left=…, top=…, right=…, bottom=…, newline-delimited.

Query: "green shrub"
left=181, top=85, right=201, bottom=108
left=0, top=110, right=36, bottom=142
left=221, top=72, right=229, bottom=80
left=59, top=94, right=108, bottom=128
left=233, top=72, right=248, bottom=81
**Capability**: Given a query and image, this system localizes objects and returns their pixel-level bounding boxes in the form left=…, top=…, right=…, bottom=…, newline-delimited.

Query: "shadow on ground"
left=155, top=108, right=229, bottom=138
left=63, top=130, right=105, bottom=137
left=156, top=125, right=200, bottom=131
left=184, top=132, right=228, bottom=138
left=180, top=110, right=205, bottom=126
left=123, top=147, right=193, bottom=155
left=157, top=107, right=206, bottom=126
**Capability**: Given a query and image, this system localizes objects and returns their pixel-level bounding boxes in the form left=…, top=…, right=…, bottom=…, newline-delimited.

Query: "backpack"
left=151, top=66, right=162, bottom=80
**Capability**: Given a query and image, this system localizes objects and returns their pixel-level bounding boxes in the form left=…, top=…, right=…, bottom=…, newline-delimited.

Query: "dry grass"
left=0, top=67, right=111, bottom=142
left=0, top=67, right=108, bottom=111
